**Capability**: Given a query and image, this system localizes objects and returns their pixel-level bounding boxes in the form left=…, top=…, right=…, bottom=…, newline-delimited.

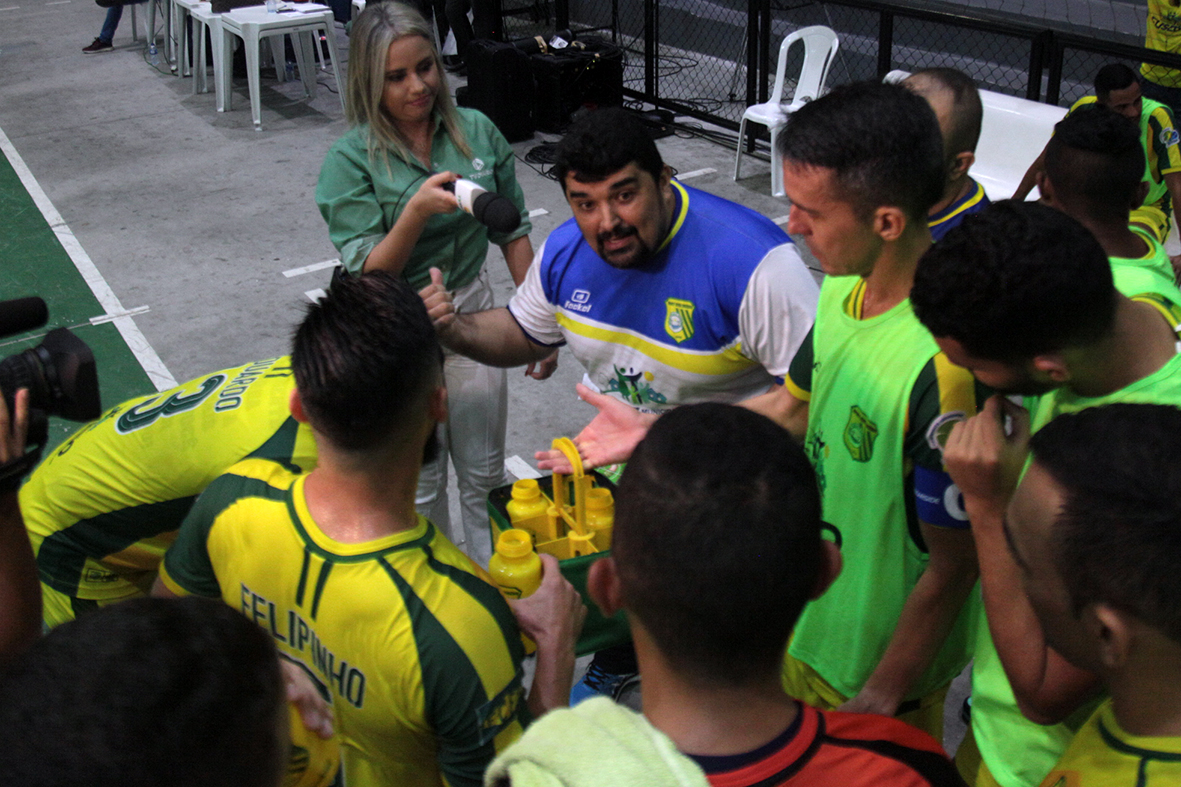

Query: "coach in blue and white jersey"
left=420, top=107, right=817, bottom=426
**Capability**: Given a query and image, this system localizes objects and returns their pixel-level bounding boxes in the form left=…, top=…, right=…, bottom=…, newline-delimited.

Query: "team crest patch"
left=843, top=406, right=878, bottom=462
left=1162, top=127, right=1181, bottom=147
left=925, top=410, right=965, bottom=453
left=664, top=298, right=695, bottom=343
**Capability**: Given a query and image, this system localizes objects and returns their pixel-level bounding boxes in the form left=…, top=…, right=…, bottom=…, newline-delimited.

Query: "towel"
left=484, top=697, right=709, bottom=787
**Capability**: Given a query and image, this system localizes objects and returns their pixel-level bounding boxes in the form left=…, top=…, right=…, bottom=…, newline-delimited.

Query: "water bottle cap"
left=511, top=478, right=541, bottom=500
left=496, top=529, right=534, bottom=559
left=585, top=487, right=613, bottom=509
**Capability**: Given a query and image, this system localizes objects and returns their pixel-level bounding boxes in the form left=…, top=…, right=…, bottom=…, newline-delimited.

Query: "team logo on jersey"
left=472, top=158, right=485, bottom=171
left=664, top=298, right=695, bottom=343
left=1162, top=127, right=1180, bottom=147
left=843, top=406, right=878, bottom=462
left=564, top=288, right=593, bottom=313
left=925, top=410, right=965, bottom=453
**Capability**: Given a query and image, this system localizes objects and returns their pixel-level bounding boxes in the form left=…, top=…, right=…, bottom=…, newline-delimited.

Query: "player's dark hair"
left=1030, top=404, right=1181, bottom=644
left=613, top=403, right=823, bottom=687
left=1094, top=63, right=1139, bottom=100
left=0, top=597, right=285, bottom=787
left=912, top=200, right=1116, bottom=362
left=908, top=67, right=984, bottom=156
left=1044, top=104, right=1144, bottom=223
left=552, top=107, right=665, bottom=190
left=777, top=80, right=944, bottom=222
left=292, top=271, right=441, bottom=452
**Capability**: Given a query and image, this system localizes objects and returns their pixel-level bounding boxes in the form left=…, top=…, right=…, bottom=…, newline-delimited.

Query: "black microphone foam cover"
left=0, top=297, right=48, bottom=338
left=472, top=192, right=522, bottom=234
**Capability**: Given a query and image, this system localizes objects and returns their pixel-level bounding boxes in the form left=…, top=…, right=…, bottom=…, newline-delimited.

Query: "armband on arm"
left=913, top=466, right=970, bottom=529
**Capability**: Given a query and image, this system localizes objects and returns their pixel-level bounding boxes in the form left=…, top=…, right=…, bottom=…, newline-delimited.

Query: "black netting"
left=536, top=1, right=1169, bottom=132
left=1057, top=48, right=1142, bottom=107
left=888, top=16, right=1036, bottom=97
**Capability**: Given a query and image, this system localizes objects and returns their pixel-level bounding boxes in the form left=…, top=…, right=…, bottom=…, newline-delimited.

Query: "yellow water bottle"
left=285, top=702, right=340, bottom=787
left=585, top=487, right=614, bottom=549
left=489, top=529, right=543, bottom=599
left=506, top=479, right=558, bottom=542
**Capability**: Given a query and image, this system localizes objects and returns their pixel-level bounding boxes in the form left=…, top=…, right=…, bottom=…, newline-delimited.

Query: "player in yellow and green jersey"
left=156, top=272, right=586, bottom=787
left=913, top=201, right=1181, bottom=787
left=1005, top=405, right=1181, bottom=787
left=1015, top=64, right=1181, bottom=249
left=1141, top=0, right=1181, bottom=119
left=22, top=355, right=317, bottom=628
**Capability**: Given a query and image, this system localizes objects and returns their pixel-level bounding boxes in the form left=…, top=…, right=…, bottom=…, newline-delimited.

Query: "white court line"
left=305, top=288, right=327, bottom=303
left=771, top=215, right=789, bottom=225
left=0, top=125, right=176, bottom=391
left=677, top=167, right=717, bottom=180
left=527, top=208, right=548, bottom=218
left=505, top=455, right=542, bottom=480
left=0, top=6, right=21, bottom=11
left=283, top=259, right=339, bottom=278
left=46, top=1, right=71, bottom=5
left=90, top=305, right=149, bottom=326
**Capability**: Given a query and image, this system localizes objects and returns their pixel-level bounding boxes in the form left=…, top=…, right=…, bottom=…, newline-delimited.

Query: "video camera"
left=0, top=297, right=101, bottom=487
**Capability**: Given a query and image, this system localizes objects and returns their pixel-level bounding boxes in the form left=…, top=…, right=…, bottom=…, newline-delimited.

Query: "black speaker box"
left=461, top=40, right=536, bottom=143
left=529, top=37, right=624, bottom=133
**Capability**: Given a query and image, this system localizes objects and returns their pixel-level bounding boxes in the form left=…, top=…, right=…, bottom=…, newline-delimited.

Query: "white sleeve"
left=506, top=239, right=566, bottom=346
left=738, top=244, right=819, bottom=378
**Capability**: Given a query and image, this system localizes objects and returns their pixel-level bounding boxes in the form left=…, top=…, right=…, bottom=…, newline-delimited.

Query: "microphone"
left=446, top=178, right=522, bottom=234
left=0, top=297, right=48, bottom=339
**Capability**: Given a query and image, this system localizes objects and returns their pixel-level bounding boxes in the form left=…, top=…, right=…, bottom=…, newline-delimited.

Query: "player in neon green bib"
left=913, top=201, right=1181, bottom=786
left=761, top=81, right=986, bottom=741
left=1005, top=405, right=1181, bottom=787
left=1038, top=103, right=1181, bottom=310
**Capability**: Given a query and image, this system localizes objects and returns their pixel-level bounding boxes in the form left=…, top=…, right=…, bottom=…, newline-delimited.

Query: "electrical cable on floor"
left=519, top=142, right=562, bottom=180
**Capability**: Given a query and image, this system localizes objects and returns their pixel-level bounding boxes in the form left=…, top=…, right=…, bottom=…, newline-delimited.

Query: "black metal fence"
left=500, top=0, right=1181, bottom=132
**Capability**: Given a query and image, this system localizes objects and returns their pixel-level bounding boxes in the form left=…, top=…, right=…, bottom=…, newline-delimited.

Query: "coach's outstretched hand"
left=509, top=553, right=586, bottom=716
left=535, top=384, right=659, bottom=473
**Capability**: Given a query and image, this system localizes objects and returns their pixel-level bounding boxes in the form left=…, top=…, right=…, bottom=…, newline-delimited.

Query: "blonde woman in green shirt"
left=316, top=2, right=541, bottom=565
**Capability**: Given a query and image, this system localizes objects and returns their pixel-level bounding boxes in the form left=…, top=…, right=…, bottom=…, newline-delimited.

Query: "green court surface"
left=0, top=147, right=157, bottom=451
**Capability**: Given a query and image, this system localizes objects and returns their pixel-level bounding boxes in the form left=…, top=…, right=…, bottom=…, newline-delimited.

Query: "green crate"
left=487, top=472, right=631, bottom=656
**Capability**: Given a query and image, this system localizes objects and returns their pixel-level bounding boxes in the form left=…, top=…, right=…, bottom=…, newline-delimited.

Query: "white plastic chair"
left=733, top=25, right=839, bottom=197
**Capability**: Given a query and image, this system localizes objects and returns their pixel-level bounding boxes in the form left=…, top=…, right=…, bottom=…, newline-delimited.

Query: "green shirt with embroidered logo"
left=316, top=108, right=531, bottom=289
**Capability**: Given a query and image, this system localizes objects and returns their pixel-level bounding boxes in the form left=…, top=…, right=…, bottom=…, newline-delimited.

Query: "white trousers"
left=415, top=270, right=508, bottom=567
